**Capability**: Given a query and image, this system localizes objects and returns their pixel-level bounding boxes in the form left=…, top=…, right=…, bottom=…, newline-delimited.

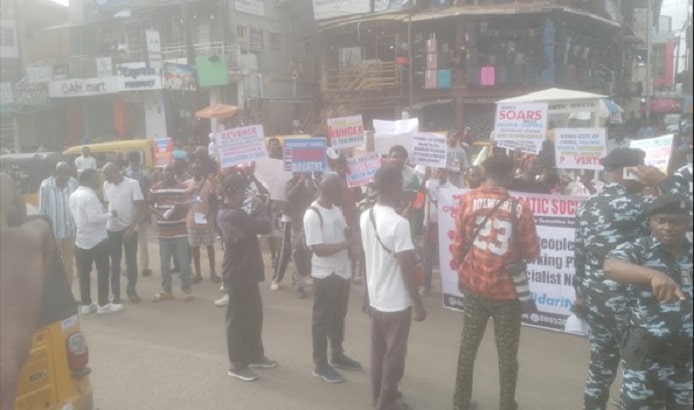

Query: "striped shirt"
left=150, top=181, right=190, bottom=238
left=38, top=176, right=79, bottom=239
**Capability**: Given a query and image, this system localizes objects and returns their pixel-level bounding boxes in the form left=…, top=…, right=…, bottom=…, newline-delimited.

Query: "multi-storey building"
left=310, top=0, right=662, bottom=139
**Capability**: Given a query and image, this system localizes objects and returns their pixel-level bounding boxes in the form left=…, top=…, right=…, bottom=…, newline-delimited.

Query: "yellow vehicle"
left=62, top=139, right=155, bottom=171
left=13, top=216, right=93, bottom=410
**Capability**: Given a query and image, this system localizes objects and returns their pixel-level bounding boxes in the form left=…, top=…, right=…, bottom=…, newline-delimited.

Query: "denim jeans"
left=108, top=229, right=138, bottom=297
left=158, top=236, right=191, bottom=294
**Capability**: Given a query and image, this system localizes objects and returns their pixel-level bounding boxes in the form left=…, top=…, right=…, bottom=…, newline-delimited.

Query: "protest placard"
left=346, top=152, right=381, bottom=188
left=411, top=132, right=447, bottom=168
left=153, top=138, right=173, bottom=166
left=554, top=128, right=606, bottom=170
left=373, top=118, right=418, bottom=155
left=327, top=115, right=365, bottom=150
left=493, top=102, right=548, bottom=154
left=284, top=138, right=326, bottom=173
left=438, top=188, right=583, bottom=333
left=254, top=158, right=292, bottom=201
left=215, top=124, right=267, bottom=169
left=629, top=134, right=674, bottom=173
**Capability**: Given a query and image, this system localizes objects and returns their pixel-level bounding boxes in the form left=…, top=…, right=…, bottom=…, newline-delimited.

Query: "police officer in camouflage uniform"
left=574, top=148, right=680, bottom=410
left=604, top=193, right=693, bottom=410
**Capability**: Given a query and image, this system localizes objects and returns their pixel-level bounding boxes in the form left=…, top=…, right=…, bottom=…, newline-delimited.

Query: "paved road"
left=77, top=239, right=609, bottom=410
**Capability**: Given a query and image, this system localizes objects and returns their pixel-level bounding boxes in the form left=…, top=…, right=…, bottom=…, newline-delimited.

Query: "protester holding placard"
left=445, top=132, right=470, bottom=188
left=388, top=145, right=423, bottom=237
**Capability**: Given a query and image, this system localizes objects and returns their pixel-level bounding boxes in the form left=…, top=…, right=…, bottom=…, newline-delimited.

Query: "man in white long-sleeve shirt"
left=69, top=168, right=124, bottom=315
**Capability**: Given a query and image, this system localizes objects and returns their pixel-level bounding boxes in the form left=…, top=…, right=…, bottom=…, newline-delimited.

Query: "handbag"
left=369, top=207, right=424, bottom=288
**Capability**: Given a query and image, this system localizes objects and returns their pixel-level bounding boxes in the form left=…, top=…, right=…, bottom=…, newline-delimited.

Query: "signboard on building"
left=163, top=62, right=197, bottom=91
left=116, top=62, right=162, bottom=91
left=48, top=77, right=120, bottom=98
left=144, top=29, right=163, bottom=70
left=96, top=57, right=113, bottom=77
left=13, top=83, right=49, bottom=107
left=235, top=0, right=264, bottom=16
left=26, top=65, right=54, bottom=84
left=196, top=55, right=229, bottom=87
left=374, top=0, right=413, bottom=12
left=0, top=20, right=18, bottom=59
left=312, top=0, right=370, bottom=21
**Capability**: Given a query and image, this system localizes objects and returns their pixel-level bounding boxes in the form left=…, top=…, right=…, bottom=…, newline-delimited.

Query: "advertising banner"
left=411, top=132, right=447, bottom=168
left=215, top=124, right=268, bottom=169
left=284, top=138, right=327, bottom=173
left=438, top=188, right=583, bottom=333
left=346, top=151, right=381, bottom=188
left=235, top=0, right=264, bottom=16
left=254, top=158, right=292, bottom=201
left=26, top=65, right=54, bottom=83
left=493, top=102, right=548, bottom=154
left=48, top=77, right=120, bottom=98
left=163, top=62, right=197, bottom=91
left=144, top=29, right=163, bottom=70
left=630, top=134, right=675, bottom=173
left=328, top=115, right=365, bottom=150
left=554, top=128, right=606, bottom=170
left=153, top=138, right=174, bottom=167
left=312, top=0, right=370, bottom=20
left=373, top=118, right=418, bottom=155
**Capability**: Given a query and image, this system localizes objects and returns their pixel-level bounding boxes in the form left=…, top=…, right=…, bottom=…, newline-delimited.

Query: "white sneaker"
left=214, top=294, right=229, bottom=307
left=79, top=303, right=97, bottom=315
left=270, top=280, right=280, bottom=291
left=219, top=284, right=226, bottom=292
left=97, top=303, right=125, bottom=314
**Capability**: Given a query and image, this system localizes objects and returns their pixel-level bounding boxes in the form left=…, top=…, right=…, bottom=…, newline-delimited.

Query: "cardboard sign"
left=554, top=128, right=606, bottom=170
left=346, top=152, right=381, bottom=188
left=152, top=138, right=173, bottom=167
left=215, top=124, right=267, bottom=169
left=284, top=138, right=327, bottom=173
left=373, top=118, right=418, bottom=155
left=493, top=102, right=548, bottom=154
left=411, top=132, right=447, bottom=168
left=328, top=115, right=365, bottom=150
left=630, top=134, right=675, bottom=173
left=254, top=158, right=292, bottom=201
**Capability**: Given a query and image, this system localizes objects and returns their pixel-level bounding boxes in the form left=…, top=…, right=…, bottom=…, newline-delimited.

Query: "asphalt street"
left=76, top=237, right=613, bottom=410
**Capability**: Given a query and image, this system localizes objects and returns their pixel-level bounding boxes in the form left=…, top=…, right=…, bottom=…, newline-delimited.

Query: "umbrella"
left=195, top=104, right=241, bottom=120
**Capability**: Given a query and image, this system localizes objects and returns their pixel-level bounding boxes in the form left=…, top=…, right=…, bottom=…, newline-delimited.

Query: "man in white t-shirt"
left=74, top=146, right=97, bottom=174
left=304, top=174, right=362, bottom=384
left=360, top=165, right=426, bottom=410
left=103, top=162, right=145, bottom=304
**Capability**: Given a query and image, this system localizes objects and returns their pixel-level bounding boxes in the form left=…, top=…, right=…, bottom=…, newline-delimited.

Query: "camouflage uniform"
left=607, top=236, right=693, bottom=409
left=574, top=180, right=677, bottom=410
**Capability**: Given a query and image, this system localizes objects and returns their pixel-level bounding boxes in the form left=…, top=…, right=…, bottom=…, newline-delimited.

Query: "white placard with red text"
left=346, top=152, right=381, bottom=188
left=328, top=115, right=366, bottom=150
left=493, top=102, right=548, bottom=154
left=438, top=187, right=584, bottom=333
left=629, top=134, right=675, bottom=173
left=554, top=128, right=606, bottom=170
left=215, top=124, right=267, bottom=169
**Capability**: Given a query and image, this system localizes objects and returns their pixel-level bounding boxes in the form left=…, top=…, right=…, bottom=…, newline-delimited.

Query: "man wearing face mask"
left=574, top=147, right=681, bottom=410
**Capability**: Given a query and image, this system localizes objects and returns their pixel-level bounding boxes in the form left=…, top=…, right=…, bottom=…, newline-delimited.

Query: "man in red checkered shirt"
left=452, top=154, right=540, bottom=410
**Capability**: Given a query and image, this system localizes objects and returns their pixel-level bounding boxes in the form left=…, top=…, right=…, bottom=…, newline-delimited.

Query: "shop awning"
left=498, top=88, right=607, bottom=104
left=195, top=104, right=241, bottom=120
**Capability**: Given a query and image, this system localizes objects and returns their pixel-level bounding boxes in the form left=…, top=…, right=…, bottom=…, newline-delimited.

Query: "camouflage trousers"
left=584, top=313, right=623, bottom=410
left=622, top=359, right=693, bottom=410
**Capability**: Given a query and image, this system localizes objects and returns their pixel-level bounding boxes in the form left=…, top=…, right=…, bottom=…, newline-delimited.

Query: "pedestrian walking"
left=451, top=155, right=540, bottom=410
left=604, top=193, right=693, bottom=409
left=102, top=162, right=145, bottom=304
left=360, top=165, right=426, bottom=410
left=304, top=175, right=362, bottom=383
left=124, top=151, right=153, bottom=277
left=38, top=162, right=79, bottom=285
left=69, top=169, right=124, bottom=315
left=217, top=173, right=277, bottom=382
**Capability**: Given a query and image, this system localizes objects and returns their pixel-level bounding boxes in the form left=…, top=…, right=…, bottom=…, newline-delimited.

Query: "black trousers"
left=75, top=239, right=110, bottom=306
left=312, top=274, right=351, bottom=366
left=226, top=282, right=265, bottom=370
left=108, top=229, right=138, bottom=297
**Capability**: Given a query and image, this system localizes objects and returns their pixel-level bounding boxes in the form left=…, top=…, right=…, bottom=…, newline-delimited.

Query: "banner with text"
left=373, top=118, right=418, bottom=155
left=215, top=124, right=267, bottom=169
left=254, top=158, right=292, bottom=201
left=328, top=115, right=365, bottom=150
left=554, top=128, right=606, bottom=170
left=411, top=132, right=447, bottom=168
left=630, top=134, right=674, bottom=173
left=284, top=138, right=327, bottom=173
left=493, top=102, right=548, bottom=154
left=438, top=188, right=583, bottom=333
left=346, top=151, right=382, bottom=188
left=153, top=138, right=173, bottom=167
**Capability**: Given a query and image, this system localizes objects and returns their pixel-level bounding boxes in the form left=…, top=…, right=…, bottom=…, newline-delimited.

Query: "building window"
left=269, top=32, right=280, bottom=50
left=250, top=26, right=263, bottom=50
left=652, top=44, right=666, bottom=79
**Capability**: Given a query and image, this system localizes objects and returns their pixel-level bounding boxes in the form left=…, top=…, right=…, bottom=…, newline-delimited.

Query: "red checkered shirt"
left=453, top=187, right=540, bottom=300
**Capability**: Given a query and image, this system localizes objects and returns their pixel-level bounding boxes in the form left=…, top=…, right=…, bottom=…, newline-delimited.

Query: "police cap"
left=600, top=148, right=646, bottom=171
left=645, top=193, right=693, bottom=217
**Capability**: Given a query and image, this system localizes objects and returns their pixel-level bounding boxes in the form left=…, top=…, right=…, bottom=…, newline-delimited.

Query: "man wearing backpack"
left=304, top=174, right=362, bottom=384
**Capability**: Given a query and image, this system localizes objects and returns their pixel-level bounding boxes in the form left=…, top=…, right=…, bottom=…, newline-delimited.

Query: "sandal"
left=152, top=292, right=173, bottom=302
left=182, top=291, right=194, bottom=302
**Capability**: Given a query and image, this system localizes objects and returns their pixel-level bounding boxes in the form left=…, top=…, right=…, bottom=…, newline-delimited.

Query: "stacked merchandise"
left=422, top=33, right=453, bottom=90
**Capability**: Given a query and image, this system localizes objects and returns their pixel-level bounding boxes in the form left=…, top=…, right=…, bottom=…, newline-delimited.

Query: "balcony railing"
left=325, top=60, right=399, bottom=93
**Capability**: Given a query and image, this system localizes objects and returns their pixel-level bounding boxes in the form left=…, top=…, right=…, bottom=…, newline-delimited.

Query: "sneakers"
left=249, top=356, right=278, bottom=369
left=152, top=292, right=173, bottom=302
left=296, top=287, right=306, bottom=299
left=182, top=291, right=194, bottom=302
left=219, top=284, right=226, bottom=292
left=79, top=303, right=97, bottom=315
left=97, top=303, right=124, bottom=314
left=227, top=367, right=259, bottom=382
left=313, top=364, right=343, bottom=383
left=270, top=280, right=280, bottom=291
left=330, top=355, right=362, bottom=371
left=214, top=294, right=229, bottom=307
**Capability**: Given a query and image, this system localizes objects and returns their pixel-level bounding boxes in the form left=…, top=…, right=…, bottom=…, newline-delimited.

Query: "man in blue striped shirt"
left=38, top=162, right=78, bottom=285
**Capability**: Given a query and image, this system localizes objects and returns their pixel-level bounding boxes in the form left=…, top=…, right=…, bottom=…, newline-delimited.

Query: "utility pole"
left=645, top=0, right=653, bottom=120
